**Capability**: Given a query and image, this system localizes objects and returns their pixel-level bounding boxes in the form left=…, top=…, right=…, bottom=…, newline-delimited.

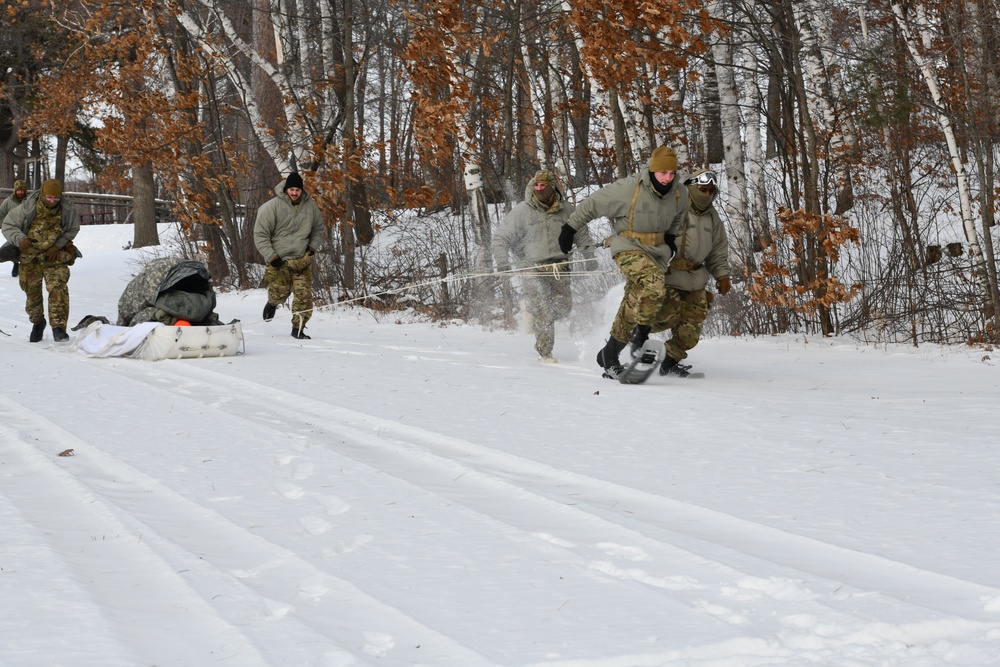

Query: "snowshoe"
left=659, top=356, right=705, bottom=379
left=618, top=339, right=664, bottom=384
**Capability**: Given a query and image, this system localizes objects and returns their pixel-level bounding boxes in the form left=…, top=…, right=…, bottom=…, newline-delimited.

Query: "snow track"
left=1, top=398, right=498, bottom=667
left=117, top=359, right=1000, bottom=620
left=4, top=345, right=996, bottom=666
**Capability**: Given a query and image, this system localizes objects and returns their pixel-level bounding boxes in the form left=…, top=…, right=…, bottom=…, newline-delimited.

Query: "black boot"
left=629, top=325, right=651, bottom=358
left=291, top=323, right=311, bottom=340
left=11, top=262, right=18, bottom=278
left=29, top=319, right=46, bottom=343
left=596, top=337, right=626, bottom=378
left=659, top=355, right=692, bottom=378
left=52, top=327, right=70, bottom=342
left=262, top=302, right=277, bottom=321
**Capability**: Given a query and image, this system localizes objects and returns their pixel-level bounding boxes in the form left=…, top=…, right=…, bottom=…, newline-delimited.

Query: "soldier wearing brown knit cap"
left=1, top=178, right=80, bottom=342
left=559, top=146, right=688, bottom=379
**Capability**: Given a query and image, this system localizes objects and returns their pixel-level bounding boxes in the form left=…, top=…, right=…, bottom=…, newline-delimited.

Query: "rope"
left=256, top=255, right=617, bottom=326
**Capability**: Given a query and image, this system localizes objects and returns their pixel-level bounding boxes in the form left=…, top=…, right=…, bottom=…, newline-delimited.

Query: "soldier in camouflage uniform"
left=493, top=170, right=595, bottom=362
left=0, top=179, right=29, bottom=277
left=1, top=179, right=80, bottom=342
left=253, top=172, right=326, bottom=339
left=559, top=146, right=688, bottom=378
left=637, top=169, right=731, bottom=377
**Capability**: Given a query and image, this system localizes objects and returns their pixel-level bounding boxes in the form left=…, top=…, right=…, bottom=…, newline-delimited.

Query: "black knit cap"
left=284, top=172, right=304, bottom=191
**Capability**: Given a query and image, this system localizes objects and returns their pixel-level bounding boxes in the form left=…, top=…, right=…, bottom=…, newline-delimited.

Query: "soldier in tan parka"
left=0, top=179, right=29, bottom=277
left=493, top=169, right=595, bottom=362
left=1, top=179, right=80, bottom=342
left=637, top=169, right=731, bottom=377
left=253, top=172, right=326, bottom=339
left=559, top=146, right=687, bottom=378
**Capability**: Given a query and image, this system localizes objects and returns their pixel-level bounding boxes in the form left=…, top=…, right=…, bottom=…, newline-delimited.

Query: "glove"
left=44, top=246, right=61, bottom=262
left=664, top=233, right=677, bottom=256
left=63, top=242, right=78, bottom=266
left=306, top=246, right=315, bottom=256
left=717, top=277, right=731, bottom=295
left=19, top=238, right=32, bottom=252
left=269, top=256, right=284, bottom=268
left=558, top=224, right=576, bottom=254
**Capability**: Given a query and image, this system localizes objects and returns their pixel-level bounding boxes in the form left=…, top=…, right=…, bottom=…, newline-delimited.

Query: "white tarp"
left=71, top=321, right=244, bottom=360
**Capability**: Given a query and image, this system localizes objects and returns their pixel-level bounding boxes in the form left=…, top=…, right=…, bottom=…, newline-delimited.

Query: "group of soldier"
left=2, top=154, right=730, bottom=377
left=493, top=146, right=731, bottom=379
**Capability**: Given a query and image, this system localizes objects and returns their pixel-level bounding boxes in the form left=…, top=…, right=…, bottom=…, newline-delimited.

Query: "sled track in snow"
left=78, top=357, right=1000, bottom=626
left=0, top=402, right=502, bottom=667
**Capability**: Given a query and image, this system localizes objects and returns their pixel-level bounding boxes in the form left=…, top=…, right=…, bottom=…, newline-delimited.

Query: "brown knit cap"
left=41, top=179, right=62, bottom=197
left=648, top=146, right=678, bottom=173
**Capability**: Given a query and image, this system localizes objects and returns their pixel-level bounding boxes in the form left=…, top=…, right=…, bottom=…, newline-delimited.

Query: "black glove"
left=269, top=256, right=284, bottom=268
left=19, top=238, right=32, bottom=252
left=664, top=233, right=677, bottom=256
left=558, top=224, right=576, bottom=254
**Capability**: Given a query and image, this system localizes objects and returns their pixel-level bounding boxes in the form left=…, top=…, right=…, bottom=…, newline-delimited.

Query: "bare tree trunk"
left=132, top=160, right=159, bottom=249
left=891, top=1, right=988, bottom=297
left=743, top=43, right=771, bottom=254
left=54, top=135, right=68, bottom=183
left=341, top=0, right=357, bottom=290
left=706, top=1, right=750, bottom=267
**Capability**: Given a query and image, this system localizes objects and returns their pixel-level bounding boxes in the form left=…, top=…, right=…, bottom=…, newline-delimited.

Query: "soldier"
left=253, top=172, right=326, bottom=339
left=1, top=179, right=80, bottom=342
left=558, top=146, right=687, bottom=378
left=493, top=169, right=595, bottom=362
left=634, top=169, right=731, bottom=377
left=0, top=179, right=29, bottom=277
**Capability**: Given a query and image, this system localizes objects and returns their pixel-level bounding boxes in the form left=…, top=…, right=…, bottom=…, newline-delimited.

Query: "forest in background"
left=2, top=0, right=999, bottom=345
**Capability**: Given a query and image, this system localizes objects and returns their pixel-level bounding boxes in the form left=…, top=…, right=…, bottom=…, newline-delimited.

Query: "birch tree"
left=890, top=1, right=987, bottom=293
left=706, top=0, right=750, bottom=264
left=792, top=0, right=857, bottom=215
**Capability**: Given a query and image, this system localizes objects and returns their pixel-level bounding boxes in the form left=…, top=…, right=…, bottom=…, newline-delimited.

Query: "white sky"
left=2, top=224, right=999, bottom=666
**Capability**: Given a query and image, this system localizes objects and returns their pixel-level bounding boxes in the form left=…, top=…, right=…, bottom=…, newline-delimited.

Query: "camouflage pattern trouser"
left=264, top=255, right=313, bottom=329
left=522, top=264, right=572, bottom=357
left=609, top=249, right=667, bottom=343
left=19, top=259, right=71, bottom=328
left=648, top=285, right=710, bottom=361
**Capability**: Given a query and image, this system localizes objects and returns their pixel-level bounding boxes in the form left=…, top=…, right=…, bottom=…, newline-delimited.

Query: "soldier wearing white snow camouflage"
left=493, top=169, right=595, bottom=362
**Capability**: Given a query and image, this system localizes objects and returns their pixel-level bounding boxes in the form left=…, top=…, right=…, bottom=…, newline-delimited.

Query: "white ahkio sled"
left=72, top=320, right=244, bottom=360
left=69, top=257, right=245, bottom=361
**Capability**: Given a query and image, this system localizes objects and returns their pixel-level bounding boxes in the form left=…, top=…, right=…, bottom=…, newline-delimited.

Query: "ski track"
left=130, top=358, right=1000, bottom=618
left=33, top=351, right=1000, bottom=665
left=0, top=401, right=500, bottom=667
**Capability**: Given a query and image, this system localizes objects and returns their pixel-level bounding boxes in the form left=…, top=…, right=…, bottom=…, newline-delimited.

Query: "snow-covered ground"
left=2, top=224, right=999, bottom=667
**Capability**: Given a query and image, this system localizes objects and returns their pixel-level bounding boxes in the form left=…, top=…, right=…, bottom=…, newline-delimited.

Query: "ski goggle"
left=685, top=171, right=718, bottom=187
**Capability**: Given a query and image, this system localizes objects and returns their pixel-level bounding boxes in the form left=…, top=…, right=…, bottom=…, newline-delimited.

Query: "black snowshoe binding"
left=596, top=337, right=626, bottom=380
left=618, top=339, right=664, bottom=384
left=659, top=356, right=704, bottom=379
left=629, top=325, right=651, bottom=359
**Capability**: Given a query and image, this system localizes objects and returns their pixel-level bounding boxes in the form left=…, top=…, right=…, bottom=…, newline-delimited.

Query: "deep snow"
left=1, top=224, right=999, bottom=667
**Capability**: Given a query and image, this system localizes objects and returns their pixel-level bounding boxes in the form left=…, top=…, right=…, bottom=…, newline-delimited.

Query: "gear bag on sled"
left=71, top=257, right=244, bottom=360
